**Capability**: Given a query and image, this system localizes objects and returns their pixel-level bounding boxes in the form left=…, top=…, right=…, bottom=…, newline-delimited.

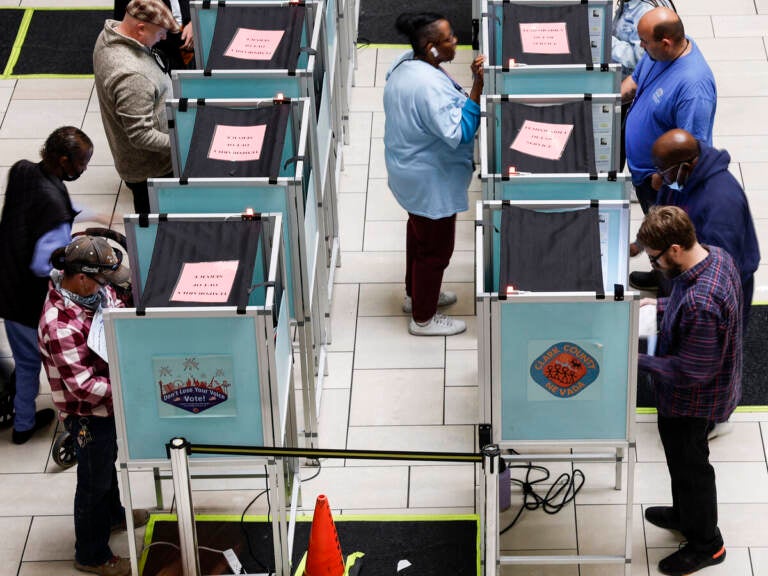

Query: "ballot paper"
left=87, top=307, right=108, bottom=362
left=639, top=303, right=658, bottom=357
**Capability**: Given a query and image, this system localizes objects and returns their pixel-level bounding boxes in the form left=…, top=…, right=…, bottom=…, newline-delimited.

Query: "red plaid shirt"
left=38, top=281, right=124, bottom=418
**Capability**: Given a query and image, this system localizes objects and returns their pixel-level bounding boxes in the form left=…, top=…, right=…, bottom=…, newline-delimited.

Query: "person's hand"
left=639, top=297, right=657, bottom=307
left=180, top=22, right=194, bottom=51
left=470, top=55, right=485, bottom=82
left=629, top=241, right=642, bottom=257
left=650, top=173, right=663, bottom=191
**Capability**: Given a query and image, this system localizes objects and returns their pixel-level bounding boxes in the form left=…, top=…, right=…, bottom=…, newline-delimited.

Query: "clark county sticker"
left=530, top=342, right=599, bottom=398
left=154, top=355, right=235, bottom=417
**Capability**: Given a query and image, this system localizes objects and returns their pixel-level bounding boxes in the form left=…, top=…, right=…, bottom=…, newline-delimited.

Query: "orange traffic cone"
left=304, top=495, right=345, bottom=576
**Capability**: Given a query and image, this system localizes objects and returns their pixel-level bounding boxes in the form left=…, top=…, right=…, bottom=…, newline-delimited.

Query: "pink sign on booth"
left=224, top=28, right=285, bottom=60
left=510, top=120, right=574, bottom=161
left=207, top=124, right=267, bottom=162
left=519, top=22, right=570, bottom=54
left=171, top=260, right=239, bottom=303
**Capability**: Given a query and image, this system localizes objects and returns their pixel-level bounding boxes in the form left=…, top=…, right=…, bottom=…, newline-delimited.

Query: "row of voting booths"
left=475, top=2, right=640, bottom=574
left=100, top=0, right=360, bottom=573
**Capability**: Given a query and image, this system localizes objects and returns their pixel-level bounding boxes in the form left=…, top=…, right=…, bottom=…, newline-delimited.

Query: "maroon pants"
left=405, top=213, right=456, bottom=323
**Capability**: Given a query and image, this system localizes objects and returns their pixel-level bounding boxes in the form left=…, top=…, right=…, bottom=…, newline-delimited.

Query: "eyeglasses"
left=648, top=245, right=670, bottom=267
left=655, top=156, right=698, bottom=185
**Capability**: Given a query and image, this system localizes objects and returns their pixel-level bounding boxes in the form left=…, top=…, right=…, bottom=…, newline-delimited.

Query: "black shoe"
left=12, top=408, right=55, bottom=445
left=645, top=506, right=681, bottom=531
left=658, top=542, right=726, bottom=575
left=629, top=270, right=660, bottom=291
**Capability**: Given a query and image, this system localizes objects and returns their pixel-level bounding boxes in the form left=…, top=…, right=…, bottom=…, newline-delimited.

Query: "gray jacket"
left=93, top=20, right=173, bottom=183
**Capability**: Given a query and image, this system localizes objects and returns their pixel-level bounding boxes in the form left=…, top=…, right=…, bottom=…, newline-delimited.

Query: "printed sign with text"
left=207, top=124, right=267, bottom=162
left=171, top=260, right=239, bottom=303
left=224, top=28, right=285, bottom=60
left=519, top=22, right=570, bottom=54
left=510, top=120, right=574, bottom=161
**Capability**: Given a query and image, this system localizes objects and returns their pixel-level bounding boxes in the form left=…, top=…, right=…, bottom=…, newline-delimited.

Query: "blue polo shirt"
left=625, top=39, right=717, bottom=185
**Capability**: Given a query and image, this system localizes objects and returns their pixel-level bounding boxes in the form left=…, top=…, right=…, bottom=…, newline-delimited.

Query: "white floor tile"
left=338, top=192, right=365, bottom=252
left=576, top=504, right=646, bottom=567
left=500, top=498, right=577, bottom=550
left=365, top=178, right=404, bottom=221
left=327, top=283, right=358, bottom=352
left=298, top=465, right=409, bottom=510
left=0, top=473, right=76, bottom=516
left=350, top=368, right=444, bottom=426
left=80, top=111, right=114, bottom=167
left=0, top=99, right=87, bottom=139
left=409, top=465, right=475, bottom=507
left=446, top=350, right=479, bottom=387
left=0, top=138, right=45, bottom=166
left=713, top=14, right=768, bottom=37
left=317, top=388, right=350, bottom=450
left=348, top=87, right=383, bottom=112
left=18, top=561, right=81, bottom=576
left=323, top=351, right=353, bottom=389
left=12, top=79, right=93, bottom=100
left=66, top=165, right=121, bottom=196
left=752, top=548, right=768, bottom=575
left=339, top=163, right=368, bottom=193
left=368, top=137, right=386, bottom=179
left=354, top=316, right=444, bottom=369
left=675, top=0, right=757, bottom=15
left=346, top=424, right=475, bottom=455
left=715, top=98, right=768, bottom=136
left=711, top=61, right=768, bottom=96
left=363, top=220, right=405, bottom=251
left=445, top=386, right=479, bottom=425
left=0, top=517, right=30, bottom=576
left=696, top=37, right=767, bottom=61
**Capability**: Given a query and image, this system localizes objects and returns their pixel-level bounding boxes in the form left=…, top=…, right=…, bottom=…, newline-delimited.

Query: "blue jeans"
left=68, top=415, right=125, bottom=566
left=4, top=320, right=41, bottom=432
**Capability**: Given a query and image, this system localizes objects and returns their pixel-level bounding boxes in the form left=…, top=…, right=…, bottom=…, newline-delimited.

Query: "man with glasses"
left=636, top=206, right=741, bottom=576
left=93, top=0, right=180, bottom=214
left=39, top=236, right=147, bottom=576
left=637, top=129, right=759, bottom=327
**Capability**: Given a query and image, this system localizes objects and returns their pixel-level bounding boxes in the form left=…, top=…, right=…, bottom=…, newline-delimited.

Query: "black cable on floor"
left=499, top=459, right=585, bottom=535
left=240, top=465, right=272, bottom=574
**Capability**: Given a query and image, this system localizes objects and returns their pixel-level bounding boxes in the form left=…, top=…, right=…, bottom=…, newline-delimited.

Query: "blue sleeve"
left=674, top=89, right=716, bottom=145
left=460, top=99, right=480, bottom=144
left=30, top=223, right=71, bottom=277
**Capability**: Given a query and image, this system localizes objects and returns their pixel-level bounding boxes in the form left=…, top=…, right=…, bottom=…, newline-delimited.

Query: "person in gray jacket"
left=93, top=0, right=180, bottom=214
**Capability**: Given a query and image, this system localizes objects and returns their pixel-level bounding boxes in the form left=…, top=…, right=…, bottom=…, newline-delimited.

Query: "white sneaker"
left=408, top=313, right=466, bottom=336
left=707, top=420, right=733, bottom=441
left=402, top=291, right=458, bottom=313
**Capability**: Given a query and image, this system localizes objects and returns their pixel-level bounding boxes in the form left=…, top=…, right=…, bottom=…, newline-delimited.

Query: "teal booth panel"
left=109, top=314, right=266, bottom=461
left=497, top=300, right=632, bottom=441
left=148, top=181, right=301, bottom=318
left=487, top=97, right=620, bottom=175
left=125, top=217, right=270, bottom=309
left=485, top=0, right=612, bottom=66
left=486, top=202, right=629, bottom=294
left=275, top=295, right=292, bottom=436
left=304, top=171, right=319, bottom=289
left=192, top=1, right=312, bottom=70
left=488, top=175, right=628, bottom=202
left=173, top=73, right=303, bottom=100
left=167, top=100, right=298, bottom=180
left=495, top=66, right=620, bottom=95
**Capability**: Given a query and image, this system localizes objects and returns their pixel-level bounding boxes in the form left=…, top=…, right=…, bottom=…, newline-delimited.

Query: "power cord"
left=240, top=468, right=272, bottom=575
left=499, top=456, right=585, bottom=535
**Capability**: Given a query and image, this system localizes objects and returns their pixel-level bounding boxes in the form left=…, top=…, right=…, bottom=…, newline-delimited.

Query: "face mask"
left=61, top=169, right=84, bottom=182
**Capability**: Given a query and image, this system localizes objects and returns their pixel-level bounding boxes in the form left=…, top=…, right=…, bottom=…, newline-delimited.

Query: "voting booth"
left=184, top=0, right=341, bottom=279
left=480, top=93, right=622, bottom=185
left=103, top=213, right=299, bottom=575
left=162, top=97, right=327, bottom=444
left=475, top=200, right=638, bottom=573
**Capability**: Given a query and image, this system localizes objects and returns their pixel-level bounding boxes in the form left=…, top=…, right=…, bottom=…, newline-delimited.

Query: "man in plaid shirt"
left=637, top=206, right=742, bottom=576
left=38, top=236, right=146, bottom=576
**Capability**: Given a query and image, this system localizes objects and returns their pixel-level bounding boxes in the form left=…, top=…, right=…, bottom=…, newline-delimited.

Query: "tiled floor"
left=1, top=0, right=768, bottom=575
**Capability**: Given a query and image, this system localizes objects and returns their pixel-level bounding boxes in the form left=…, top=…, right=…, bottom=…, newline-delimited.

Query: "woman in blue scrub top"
left=383, top=12, right=484, bottom=337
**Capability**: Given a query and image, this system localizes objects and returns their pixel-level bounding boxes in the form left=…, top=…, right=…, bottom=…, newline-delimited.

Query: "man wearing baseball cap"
left=39, top=236, right=146, bottom=576
left=93, top=0, right=181, bottom=214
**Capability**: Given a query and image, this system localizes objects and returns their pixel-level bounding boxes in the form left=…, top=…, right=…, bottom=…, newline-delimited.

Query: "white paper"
left=87, top=307, right=108, bottom=363
left=397, top=559, right=412, bottom=572
left=638, top=303, right=657, bottom=338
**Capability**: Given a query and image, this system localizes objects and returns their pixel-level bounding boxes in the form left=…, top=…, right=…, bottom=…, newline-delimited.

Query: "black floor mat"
left=143, top=517, right=478, bottom=576
left=638, top=305, right=768, bottom=408
left=0, top=9, right=24, bottom=74
left=358, top=0, right=472, bottom=45
left=12, top=9, right=109, bottom=75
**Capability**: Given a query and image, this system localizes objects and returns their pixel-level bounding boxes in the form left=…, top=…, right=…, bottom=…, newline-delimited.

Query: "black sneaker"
left=645, top=506, right=681, bottom=531
left=629, top=270, right=660, bottom=291
left=658, top=542, right=726, bottom=575
left=11, top=408, right=56, bottom=445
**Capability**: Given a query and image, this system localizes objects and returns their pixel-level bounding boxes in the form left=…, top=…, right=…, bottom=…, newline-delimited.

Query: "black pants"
left=657, top=415, right=723, bottom=550
left=125, top=172, right=174, bottom=214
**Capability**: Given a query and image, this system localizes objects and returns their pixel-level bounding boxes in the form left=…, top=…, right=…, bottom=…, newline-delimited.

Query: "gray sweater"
left=93, top=20, right=173, bottom=183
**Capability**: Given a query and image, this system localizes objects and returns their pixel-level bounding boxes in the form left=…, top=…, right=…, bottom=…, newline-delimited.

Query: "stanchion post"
left=169, top=437, right=200, bottom=575
left=483, top=444, right=501, bottom=576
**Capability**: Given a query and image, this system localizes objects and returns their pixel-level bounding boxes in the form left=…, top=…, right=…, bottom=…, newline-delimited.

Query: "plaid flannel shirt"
left=38, top=281, right=124, bottom=418
left=638, top=246, right=743, bottom=422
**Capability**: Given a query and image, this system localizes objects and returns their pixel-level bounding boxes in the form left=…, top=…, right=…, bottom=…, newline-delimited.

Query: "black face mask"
left=61, top=169, right=84, bottom=182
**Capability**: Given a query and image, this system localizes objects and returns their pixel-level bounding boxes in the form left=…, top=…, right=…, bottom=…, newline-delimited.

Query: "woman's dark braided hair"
left=395, top=12, right=447, bottom=58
